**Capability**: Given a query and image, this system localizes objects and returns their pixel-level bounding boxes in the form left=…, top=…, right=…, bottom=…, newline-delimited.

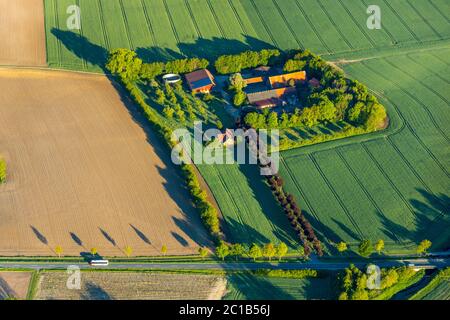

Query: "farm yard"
left=34, top=271, right=227, bottom=300
left=0, top=68, right=209, bottom=256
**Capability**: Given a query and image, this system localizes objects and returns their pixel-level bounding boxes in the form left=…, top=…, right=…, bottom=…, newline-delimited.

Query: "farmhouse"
left=243, top=70, right=306, bottom=109
left=185, top=69, right=215, bottom=93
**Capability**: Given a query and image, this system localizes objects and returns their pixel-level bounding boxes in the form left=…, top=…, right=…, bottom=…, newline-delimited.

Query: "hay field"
left=0, top=271, right=32, bottom=299
left=35, top=271, right=227, bottom=300
left=0, top=0, right=47, bottom=66
left=0, top=68, right=209, bottom=256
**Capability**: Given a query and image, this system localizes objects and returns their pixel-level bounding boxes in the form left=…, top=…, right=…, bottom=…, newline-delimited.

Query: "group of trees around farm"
left=215, top=241, right=290, bottom=262
left=0, top=157, right=6, bottom=184
left=267, top=174, right=322, bottom=257
left=338, top=264, right=420, bottom=300
left=243, top=49, right=387, bottom=133
left=214, top=49, right=280, bottom=74
left=106, top=48, right=209, bottom=82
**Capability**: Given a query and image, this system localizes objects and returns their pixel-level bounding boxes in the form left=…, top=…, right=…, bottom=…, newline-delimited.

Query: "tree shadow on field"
left=98, top=228, right=116, bottom=247
left=129, top=224, right=152, bottom=245
left=30, top=225, right=48, bottom=245
left=80, top=282, right=113, bottom=300
left=171, top=231, right=189, bottom=247
left=0, top=277, right=17, bottom=300
left=69, top=232, right=84, bottom=248
left=172, top=216, right=210, bottom=247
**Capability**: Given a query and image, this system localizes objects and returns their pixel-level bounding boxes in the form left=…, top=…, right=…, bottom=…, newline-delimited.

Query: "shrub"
left=0, top=158, right=6, bottom=184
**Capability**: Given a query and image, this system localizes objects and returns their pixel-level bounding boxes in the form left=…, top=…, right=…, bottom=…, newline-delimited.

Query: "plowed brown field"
left=0, top=68, right=209, bottom=256
left=0, top=0, right=47, bottom=66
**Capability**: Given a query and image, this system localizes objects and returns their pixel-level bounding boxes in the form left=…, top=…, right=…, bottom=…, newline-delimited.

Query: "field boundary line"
left=336, top=0, right=376, bottom=48
left=118, top=0, right=135, bottom=50
left=335, top=148, right=403, bottom=243
left=294, top=0, right=331, bottom=54
left=429, top=0, right=450, bottom=24
left=381, top=0, right=421, bottom=43
left=183, top=0, right=202, bottom=38
left=308, top=153, right=365, bottom=239
left=361, top=62, right=450, bottom=179
left=248, top=0, right=279, bottom=49
left=406, top=0, right=442, bottom=39
left=97, top=0, right=111, bottom=50
left=270, top=0, right=305, bottom=49
left=316, top=0, right=353, bottom=50
left=379, top=58, right=450, bottom=143
left=140, top=0, right=157, bottom=47
left=161, top=0, right=182, bottom=45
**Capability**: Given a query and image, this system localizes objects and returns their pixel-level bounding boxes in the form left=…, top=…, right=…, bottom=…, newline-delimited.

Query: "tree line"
left=214, top=49, right=281, bottom=74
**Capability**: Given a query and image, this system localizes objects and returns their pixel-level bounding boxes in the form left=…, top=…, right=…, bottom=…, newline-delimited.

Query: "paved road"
left=0, top=257, right=448, bottom=271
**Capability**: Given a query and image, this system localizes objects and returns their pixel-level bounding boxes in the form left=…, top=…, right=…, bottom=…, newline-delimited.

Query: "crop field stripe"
left=316, top=0, right=353, bottom=50
left=97, top=0, right=110, bottom=50
left=359, top=0, right=397, bottom=44
left=279, top=157, right=321, bottom=225
left=360, top=143, right=418, bottom=219
left=75, top=0, right=87, bottom=69
left=381, top=0, right=420, bottom=42
left=380, top=58, right=450, bottom=143
left=359, top=61, right=450, bottom=179
left=118, top=0, right=134, bottom=50
left=161, top=0, right=181, bottom=45
left=226, top=0, right=248, bottom=35
left=308, top=153, right=365, bottom=239
left=204, top=0, right=226, bottom=39
left=396, top=56, right=449, bottom=105
left=335, top=148, right=402, bottom=243
left=270, top=0, right=304, bottom=49
left=429, top=0, right=450, bottom=24
left=406, top=0, right=442, bottom=39
left=184, top=0, right=202, bottom=38
left=140, top=0, right=157, bottom=46
left=406, top=53, right=450, bottom=85
left=336, top=0, right=376, bottom=48
left=248, top=0, right=279, bottom=49
left=294, top=0, right=331, bottom=53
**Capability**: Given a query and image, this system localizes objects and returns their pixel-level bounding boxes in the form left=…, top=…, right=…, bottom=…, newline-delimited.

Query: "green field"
left=410, top=268, right=450, bottom=300
left=44, top=0, right=450, bottom=70
left=280, top=48, right=450, bottom=253
left=223, top=273, right=335, bottom=300
left=43, top=1, right=450, bottom=253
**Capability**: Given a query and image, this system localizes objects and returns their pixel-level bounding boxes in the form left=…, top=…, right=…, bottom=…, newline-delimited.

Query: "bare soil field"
left=0, top=68, right=209, bottom=256
left=35, top=271, right=226, bottom=300
left=0, top=271, right=32, bottom=299
left=0, top=0, right=47, bottom=66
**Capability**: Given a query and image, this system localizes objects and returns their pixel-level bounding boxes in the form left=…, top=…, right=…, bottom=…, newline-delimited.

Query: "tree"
left=266, top=112, right=279, bottom=128
left=139, top=62, right=164, bottom=80
left=283, top=59, right=307, bottom=72
left=0, top=158, right=6, bottom=184
left=358, top=239, right=373, bottom=258
left=248, top=243, right=262, bottom=261
left=198, top=247, right=209, bottom=259
left=106, top=48, right=142, bottom=81
left=336, top=242, right=348, bottom=253
left=90, top=247, right=98, bottom=256
left=229, top=244, right=245, bottom=261
left=163, top=106, right=175, bottom=119
left=161, top=245, right=167, bottom=256
left=55, top=245, right=63, bottom=258
left=124, top=245, right=133, bottom=257
left=375, top=239, right=384, bottom=254
left=233, top=90, right=247, bottom=107
left=228, top=73, right=247, bottom=91
left=276, top=242, right=288, bottom=261
left=417, top=240, right=432, bottom=255
left=215, top=242, right=230, bottom=261
left=216, top=120, right=223, bottom=130
left=263, top=243, right=276, bottom=261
